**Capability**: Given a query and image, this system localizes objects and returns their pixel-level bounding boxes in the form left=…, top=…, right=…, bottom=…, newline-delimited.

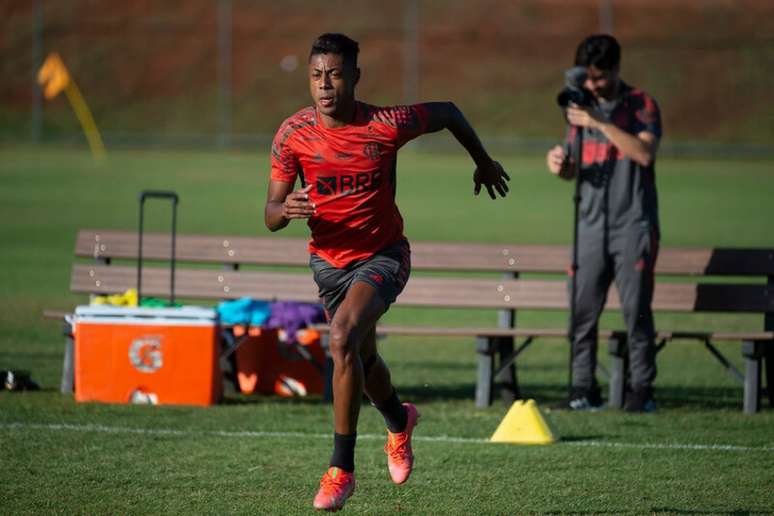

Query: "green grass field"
left=1, top=145, right=774, bottom=514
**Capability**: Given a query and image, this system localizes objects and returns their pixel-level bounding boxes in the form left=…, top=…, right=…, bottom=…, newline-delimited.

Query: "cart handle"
left=138, top=190, right=179, bottom=305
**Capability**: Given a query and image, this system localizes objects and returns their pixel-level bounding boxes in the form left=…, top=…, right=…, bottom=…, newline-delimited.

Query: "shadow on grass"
left=651, top=509, right=772, bottom=515
left=541, top=509, right=640, bottom=515
left=0, top=351, right=64, bottom=360
left=523, top=383, right=765, bottom=411
left=219, top=391, right=328, bottom=406
left=400, top=381, right=768, bottom=411
left=652, top=385, right=753, bottom=410
left=218, top=375, right=768, bottom=412
left=556, top=435, right=606, bottom=442
left=398, top=383, right=475, bottom=402
left=541, top=512, right=771, bottom=515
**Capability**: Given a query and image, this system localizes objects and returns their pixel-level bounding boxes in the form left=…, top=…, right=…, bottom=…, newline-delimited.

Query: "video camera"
left=556, top=66, right=595, bottom=108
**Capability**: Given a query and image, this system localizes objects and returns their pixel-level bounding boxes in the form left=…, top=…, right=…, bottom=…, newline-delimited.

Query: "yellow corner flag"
left=37, top=52, right=106, bottom=160
left=490, top=399, right=558, bottom=445
left=37, top=52, right=70, bottom=99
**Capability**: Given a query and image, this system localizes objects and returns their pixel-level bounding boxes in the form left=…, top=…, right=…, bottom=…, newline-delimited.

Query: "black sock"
left=330, top=432, right=357, bottom=473
left=372, top=389, right=407, bottom=433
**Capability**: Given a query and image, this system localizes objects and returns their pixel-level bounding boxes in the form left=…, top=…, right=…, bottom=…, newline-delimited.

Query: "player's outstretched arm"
left=423, top=102, right=510, bottom=199
left=264, top=180, right=315, bottom=232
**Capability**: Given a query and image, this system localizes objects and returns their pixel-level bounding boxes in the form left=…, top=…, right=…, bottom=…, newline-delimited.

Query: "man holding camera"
left=546, top=34, right=662, bottom=412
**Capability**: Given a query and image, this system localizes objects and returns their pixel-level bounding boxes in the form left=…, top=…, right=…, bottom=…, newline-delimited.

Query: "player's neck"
left=318, top=101, right=357, bottom=129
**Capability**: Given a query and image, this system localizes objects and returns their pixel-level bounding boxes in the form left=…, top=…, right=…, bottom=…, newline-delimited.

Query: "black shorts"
left=310, top=238, right=411, bottom=320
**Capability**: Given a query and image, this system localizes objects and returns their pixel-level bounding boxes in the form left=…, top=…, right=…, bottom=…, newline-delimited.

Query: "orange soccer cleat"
left=313, top=467, right=355, bottom=511
left=384, top=402, right=420, bottom=484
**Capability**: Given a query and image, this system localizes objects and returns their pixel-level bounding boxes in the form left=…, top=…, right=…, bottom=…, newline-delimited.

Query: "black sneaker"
left=552, top=386, right=604, bottom=411
left=624, top=386, right=656, bottom=413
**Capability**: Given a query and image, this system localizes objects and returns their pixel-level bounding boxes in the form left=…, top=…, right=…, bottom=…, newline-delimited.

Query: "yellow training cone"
left=490, top=399, right=558, bottom=444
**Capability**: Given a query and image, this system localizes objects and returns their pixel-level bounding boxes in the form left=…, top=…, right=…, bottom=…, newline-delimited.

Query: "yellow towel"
left=92, top=288, right=138, bottom=307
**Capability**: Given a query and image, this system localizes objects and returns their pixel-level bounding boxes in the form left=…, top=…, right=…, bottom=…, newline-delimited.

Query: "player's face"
left=584, top=65, right=619, bottom=101
left=309, top=53, right=359, bottom=123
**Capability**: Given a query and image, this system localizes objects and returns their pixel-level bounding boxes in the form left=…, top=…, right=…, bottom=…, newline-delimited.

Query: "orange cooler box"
left=73, top=305, right=222, bottom=406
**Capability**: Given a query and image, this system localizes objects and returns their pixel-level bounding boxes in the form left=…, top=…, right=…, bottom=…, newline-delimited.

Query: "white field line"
left=2, top=421, right=774, bottom=452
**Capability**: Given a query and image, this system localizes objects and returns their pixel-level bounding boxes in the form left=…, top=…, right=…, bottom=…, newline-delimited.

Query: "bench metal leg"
left=765, top=347, right=774, bottom=408
left=476, top=337, right=495, bottom=408
left=496, top=337, right=519, bottom=404
left=742, top=340, right=763, bottom=414
left=61, top=338, right=75, bottom=393
left=60, top=320, right=75, bottom=394
left=704, top=339, right=744, bottom=384
left=497, top=301, right=519, bottom=404
left=607, top=333, right=627, bottom=409
left=218, top=328, right=242, bottom=394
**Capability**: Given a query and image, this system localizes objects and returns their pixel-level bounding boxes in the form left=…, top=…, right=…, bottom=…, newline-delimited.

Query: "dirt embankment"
left=3, top=0, right=773, bottom=143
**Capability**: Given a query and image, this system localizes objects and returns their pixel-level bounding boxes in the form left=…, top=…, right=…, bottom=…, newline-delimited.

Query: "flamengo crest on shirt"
left=316, top=170, right=382, bottom=196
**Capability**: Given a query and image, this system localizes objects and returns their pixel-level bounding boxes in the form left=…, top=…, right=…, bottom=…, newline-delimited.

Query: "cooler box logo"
left=129, top=336, right=163, bottom=373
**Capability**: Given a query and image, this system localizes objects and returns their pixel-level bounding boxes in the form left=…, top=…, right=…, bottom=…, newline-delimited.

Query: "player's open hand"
left=474, top=160, right=510, bottom=199
left=282, top=184, right=315, bottom=219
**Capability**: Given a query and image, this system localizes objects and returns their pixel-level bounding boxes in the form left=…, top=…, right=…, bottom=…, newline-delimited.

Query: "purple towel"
left=267, top=301, right=326, bottom=344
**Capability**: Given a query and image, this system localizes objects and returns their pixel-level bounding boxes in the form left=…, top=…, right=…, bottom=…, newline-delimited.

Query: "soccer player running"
left=265, top=33, right=509, bottom=511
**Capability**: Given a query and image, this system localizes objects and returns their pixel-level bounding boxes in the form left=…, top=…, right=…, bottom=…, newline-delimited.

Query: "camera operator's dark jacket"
left=564, top=82, right=662, bottom=243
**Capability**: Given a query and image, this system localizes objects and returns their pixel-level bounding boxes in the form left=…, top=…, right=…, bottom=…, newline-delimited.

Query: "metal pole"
left=765, top=275, right=773, bottom=407
left=568, top=127, right=583, bottom=393
left=403, top=0, right=419, bottom=105
left=498, top=272, right=519, bottom=402
left=217, top=0, right=232, bottom=148
left=170, top=196, right=177, bottom=305
left=138, top=196, right=145, bottom=300
left=599, top=0, right=614, bottom=34
left=32, top=0, right=43, bottom=143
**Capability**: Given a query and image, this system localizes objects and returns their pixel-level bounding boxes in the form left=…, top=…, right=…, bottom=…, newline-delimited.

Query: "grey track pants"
left=570, top=224, right=659, bottom=391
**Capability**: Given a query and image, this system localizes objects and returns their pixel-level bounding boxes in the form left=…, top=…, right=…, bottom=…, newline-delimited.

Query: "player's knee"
left=328, top=320, right=357, bottom=361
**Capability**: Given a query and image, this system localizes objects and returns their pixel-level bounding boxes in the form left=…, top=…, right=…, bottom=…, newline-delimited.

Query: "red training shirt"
left=270, top=101, right=431, bottom=268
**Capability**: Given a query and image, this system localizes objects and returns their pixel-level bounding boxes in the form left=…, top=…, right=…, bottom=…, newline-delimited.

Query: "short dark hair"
left=309, top=33, right=359, bottom=69
left=574, top=34, right=621, bottom=70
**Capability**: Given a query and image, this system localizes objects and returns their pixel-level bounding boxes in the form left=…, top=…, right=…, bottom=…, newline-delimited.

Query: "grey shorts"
left=310, top=238, right=411, bottom=321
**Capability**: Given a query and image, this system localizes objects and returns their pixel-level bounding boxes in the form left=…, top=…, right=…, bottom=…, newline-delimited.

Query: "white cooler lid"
left=74, top=305, right=218, bottom=326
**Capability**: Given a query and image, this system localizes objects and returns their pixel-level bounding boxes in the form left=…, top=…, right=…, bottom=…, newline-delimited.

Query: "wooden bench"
left=53, top=229, right=774, bottom=413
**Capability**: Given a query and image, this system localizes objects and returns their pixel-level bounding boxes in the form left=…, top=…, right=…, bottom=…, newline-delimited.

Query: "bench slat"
left=76, top=230, right=311, bottom=267
left=71, top=264, right=774, bottom=313
left=70, top=265, right=571, bottom=308
left=76, top=230, right=554, bottom=271
left=71, top=264, right=321, bottom=303
left=312, top=324, right=773, bottom=341
left=75, top=230, right=774, bottom=276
